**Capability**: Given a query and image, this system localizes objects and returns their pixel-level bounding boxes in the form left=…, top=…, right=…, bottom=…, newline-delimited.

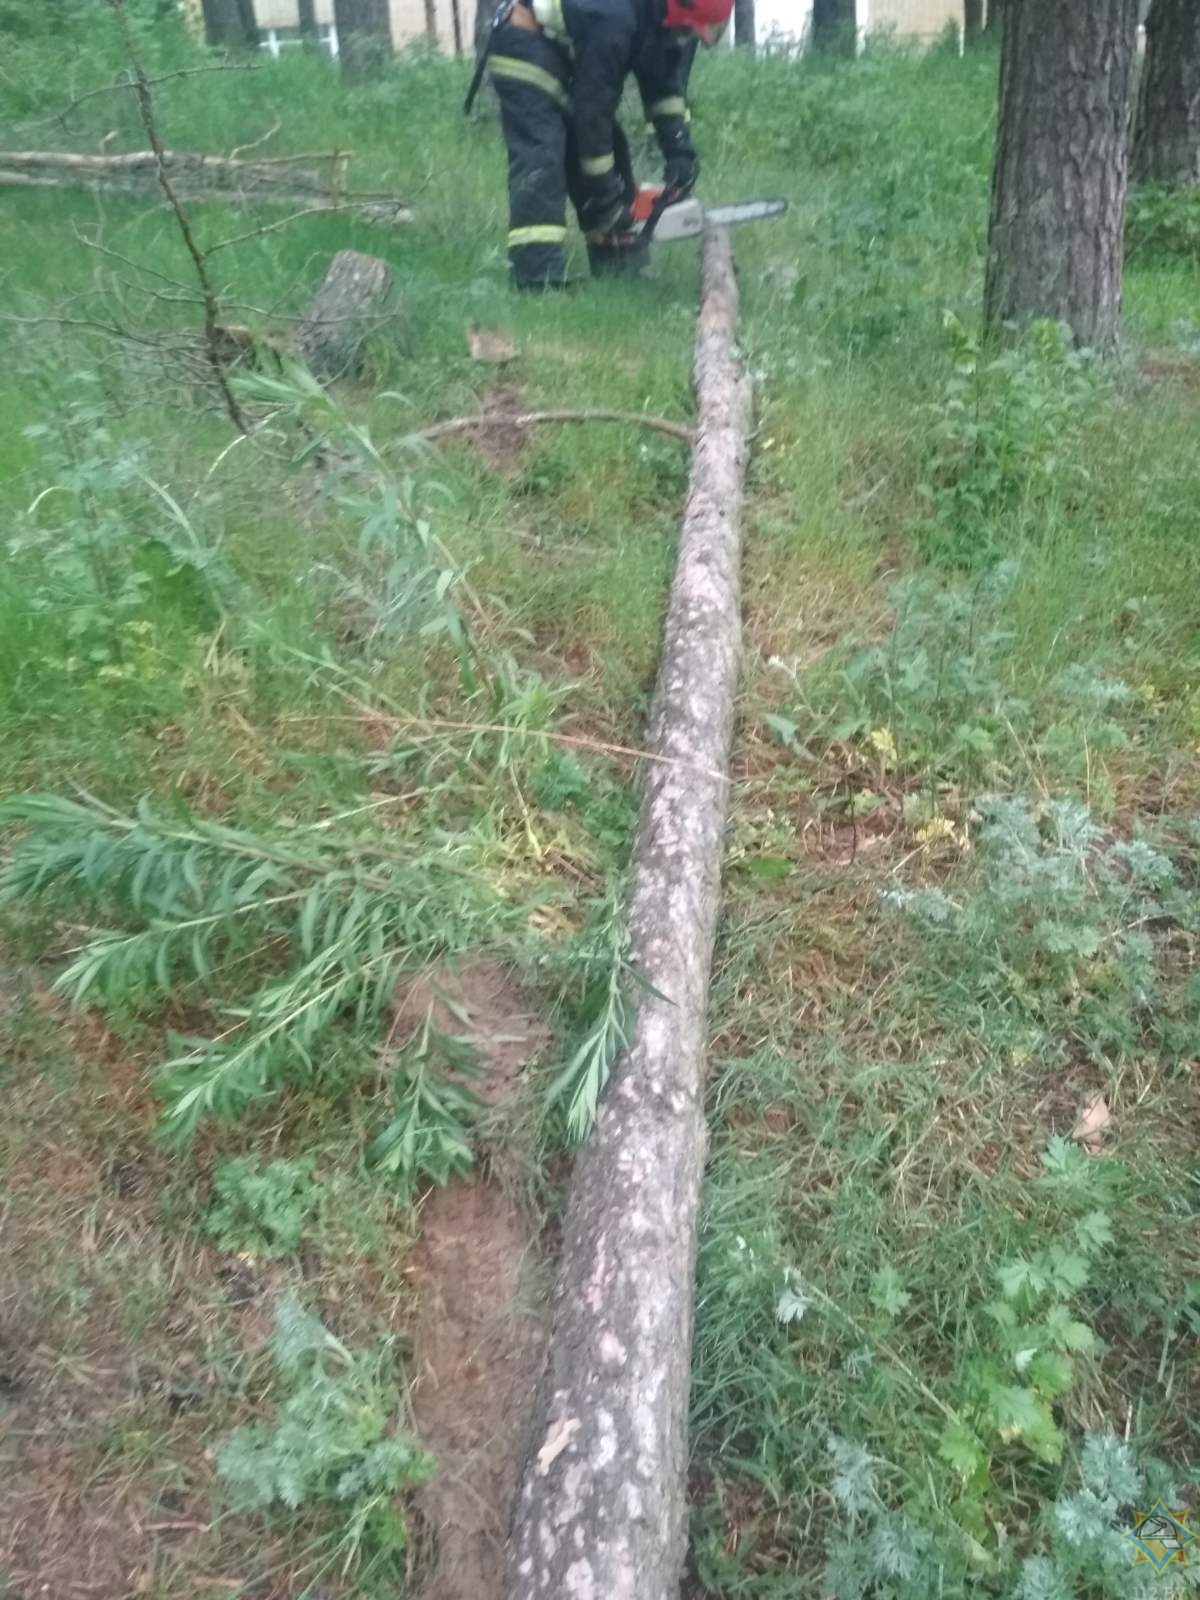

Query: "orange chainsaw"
left=600, top=183, right=788, bottom=249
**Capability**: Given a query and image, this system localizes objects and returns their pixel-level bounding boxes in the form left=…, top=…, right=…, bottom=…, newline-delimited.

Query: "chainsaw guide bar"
left=649, top=194, right=788, bottom=243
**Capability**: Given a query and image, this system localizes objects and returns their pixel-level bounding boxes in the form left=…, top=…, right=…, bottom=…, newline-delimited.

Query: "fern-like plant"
left=217, top=1296, right=431, bottom=1573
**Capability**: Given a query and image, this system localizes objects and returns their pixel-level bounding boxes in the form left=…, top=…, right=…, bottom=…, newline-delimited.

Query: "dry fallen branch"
left=0, top=147, right=411, bottom=222
left=506, top=224, right=752, bottom=1600
left=414, top=408, right=694, bottom=447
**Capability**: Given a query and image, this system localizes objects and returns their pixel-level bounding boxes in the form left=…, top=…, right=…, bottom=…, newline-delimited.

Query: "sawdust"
left=400, top=960, right=550, bottom=1600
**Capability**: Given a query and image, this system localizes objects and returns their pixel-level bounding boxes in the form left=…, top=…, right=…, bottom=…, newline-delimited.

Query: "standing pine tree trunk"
left=734, top=0, right=755, bottom=49
left=297, top=0, right=318, bottom=39
left=984, top=0, right=1140, bottom=350
left=201, top=0, right=259, bottom=47
left=1131, top=0, right=1200, bottom=186
left=333, top=0, right=391, bottom=78
left=964, top=0, right=983, bottom=46
left=423, top=0, right=438, bottom=44
left=985, top=0, right=1003, bottom=37
left=811, top=0, right=856, bottom=55
left=450, top=0, right=463, bottom=53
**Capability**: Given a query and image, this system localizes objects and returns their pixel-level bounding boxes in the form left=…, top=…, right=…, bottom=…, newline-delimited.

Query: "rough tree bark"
left=300, top=250, right=395, bottom=380
left=984, top=0, right=1140, bottom=350
left=332, top=0, right=392, bottom=79
left=964, top=0, right=983, bottom=47
left=1131, top=0, right=1200, bottom=186
left=200, top=0, right=259, bottom=47
left=734, top=0, right=756, bottom=50
left=811, top=0, right=857, bottom=54
left=506, top=224, right=750, bottom=1600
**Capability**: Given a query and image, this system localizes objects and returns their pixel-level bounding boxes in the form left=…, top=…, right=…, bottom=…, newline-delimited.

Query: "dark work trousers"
left=490, top=23, right=635, bottom=288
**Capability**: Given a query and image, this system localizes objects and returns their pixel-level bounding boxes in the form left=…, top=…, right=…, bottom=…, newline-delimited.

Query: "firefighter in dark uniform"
left=486, top=0, right=733, bottom=289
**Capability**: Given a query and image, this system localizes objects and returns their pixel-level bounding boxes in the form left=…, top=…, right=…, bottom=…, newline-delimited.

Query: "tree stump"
left=300, top=250, right=395, bottom=382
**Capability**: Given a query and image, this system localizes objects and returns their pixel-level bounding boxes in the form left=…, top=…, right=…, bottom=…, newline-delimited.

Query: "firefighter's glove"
left=663, top=149, right=699, bottom=196
left=659, top=122, right=699, bottom=197
left=579, top=170, right=634, bottom=235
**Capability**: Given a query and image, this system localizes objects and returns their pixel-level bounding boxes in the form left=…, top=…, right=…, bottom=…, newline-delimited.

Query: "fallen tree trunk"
left=506, top=224, right=751, bottom=1600
left=0, top=147, right=411, bottom=221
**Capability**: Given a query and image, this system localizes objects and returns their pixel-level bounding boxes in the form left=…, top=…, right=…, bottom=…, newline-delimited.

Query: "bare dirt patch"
left=397, top=960, right=550, bottom=1600
left=1139, top=349, right=1200, bottom=392
left=453, top=383, right=531, bottom=473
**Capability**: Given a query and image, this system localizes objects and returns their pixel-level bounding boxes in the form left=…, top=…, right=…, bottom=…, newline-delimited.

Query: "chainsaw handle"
left=638, top=184, right=683, bottom=245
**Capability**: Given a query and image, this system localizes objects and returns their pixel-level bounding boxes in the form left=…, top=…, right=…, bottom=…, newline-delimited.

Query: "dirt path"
left=399, top=961, right=549, bottom=1600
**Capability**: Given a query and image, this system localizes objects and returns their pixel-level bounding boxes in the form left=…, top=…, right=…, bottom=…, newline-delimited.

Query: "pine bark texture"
left=811, top=0, right=856, bottom=53
left=984, top=0, right=1140, bottom=350
left=200, top=0, right=259, bottom=47
left=734, top=0, right=756, bottom=50
left=332, top=0, right=392, bottom=78
left=505, top=225, right=750, bottom=1600
left=1131, top=0, right=1200, bottom=186
left=300, top=250, right=394, bottom=379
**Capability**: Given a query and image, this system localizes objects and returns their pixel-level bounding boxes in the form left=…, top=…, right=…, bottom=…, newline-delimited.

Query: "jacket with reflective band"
left=532, top=0, right=691, bottom=176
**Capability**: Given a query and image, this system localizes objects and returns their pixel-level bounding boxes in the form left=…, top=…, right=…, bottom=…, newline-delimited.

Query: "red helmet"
left=664, top=0, right=732, bottom=45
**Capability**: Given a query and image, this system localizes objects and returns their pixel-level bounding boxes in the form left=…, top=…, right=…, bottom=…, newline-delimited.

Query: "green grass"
left=1, top=12, right=1199, bottom=1599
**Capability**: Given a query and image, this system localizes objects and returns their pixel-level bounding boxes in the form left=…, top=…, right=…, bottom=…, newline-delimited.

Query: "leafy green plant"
left=0, top=791, right=518, bottom=1141
left=546, top=894, right=635, bottom=1143
left=1127, top=184, right=1200, bottom=264
left=233, top=363, right=475, bottom=683
left=767, top=568, right=1169, bottom=812
left=884, top=795, right=1199, bottom=1068
left=204, top=1156, right=321, bottom=1259
left=920, top=315, right=1102, bottom=565
left=936, top=1139, right=1117, bottom=1489
left=819, top=1427, right=1191, bottom=1600
left=9, top=374, right=227, bottom=678
left=842, top=566, right=1021, bottom=786
left=376, top=654, right=577, bottom=785
left=217, top=1296, right=431, bottom=1574
left=367, top=1010, right=484, bottom=1187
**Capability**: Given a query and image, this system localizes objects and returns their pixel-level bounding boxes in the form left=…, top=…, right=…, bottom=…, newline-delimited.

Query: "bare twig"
left=1, top=310, right=196, bottom=350
left=322, top=704, right=729, bottom=782
left=105, top=0, right=247, bottom=434
left=39, top=60, right=261, bottom=126
left=412, top=408, right=694, bottom=447
left=203, top=203, right=365, bottom=256
left=229, top=118, right=282, bottom=161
